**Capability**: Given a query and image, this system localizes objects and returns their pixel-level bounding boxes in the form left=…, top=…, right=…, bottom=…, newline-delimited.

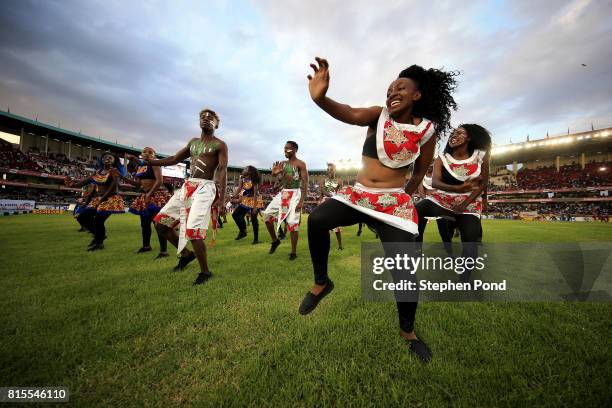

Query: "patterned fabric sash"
left=439, top=149, right=486, bottom=182
left=375, top=107, right=435, bottom=168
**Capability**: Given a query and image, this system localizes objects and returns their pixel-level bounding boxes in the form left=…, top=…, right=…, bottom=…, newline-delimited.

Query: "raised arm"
left=65, top=175, right=92, bottom=189
left=405, top=136, right=436, bottom=195
left=215, top=141, right=228, bottom=213
left=146, top=141, right=192, bottom=167
left=308, top=57, right=382, bottom=127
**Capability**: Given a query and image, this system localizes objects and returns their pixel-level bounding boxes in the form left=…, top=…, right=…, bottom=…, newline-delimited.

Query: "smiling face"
left=200, top=109, right=219, bottom=130
left=141, top=147, right=156, bottom=160
left=102, top=153, right=114, bottom=167
left=448, top=127, right=470, bottom=148
left=386, top=78, right=421, bottom=116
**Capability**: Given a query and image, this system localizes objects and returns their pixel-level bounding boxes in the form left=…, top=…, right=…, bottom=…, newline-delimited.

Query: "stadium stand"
left=1, top=110, right=609, bottom=219
left=0, top=111, right=328, bottom=213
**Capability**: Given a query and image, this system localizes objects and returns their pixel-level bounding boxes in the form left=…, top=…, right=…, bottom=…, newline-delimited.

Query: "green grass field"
left=0, top=214, right=610, bottom=407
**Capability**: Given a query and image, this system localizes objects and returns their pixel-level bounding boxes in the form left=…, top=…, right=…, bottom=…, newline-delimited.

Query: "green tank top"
left=323, top=178, right=339, bottom=194
left=283, top=162, right=301, bottom=189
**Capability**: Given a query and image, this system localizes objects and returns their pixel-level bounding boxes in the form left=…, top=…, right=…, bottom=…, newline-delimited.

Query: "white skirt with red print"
left=331, top=183, right=419, bottom=235
left=424, top=190, right=482, bottom=217
left=262, top=188, right=302, bottom=232
left=153, top=178, right=218, bottom=253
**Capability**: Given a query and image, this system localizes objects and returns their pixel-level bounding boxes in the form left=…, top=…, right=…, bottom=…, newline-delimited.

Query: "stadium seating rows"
left=1, top=139, right=609, bottom=216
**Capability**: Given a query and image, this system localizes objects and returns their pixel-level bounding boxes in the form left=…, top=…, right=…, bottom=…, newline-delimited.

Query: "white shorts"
left=154, top=178, right=217, bottom=253
left=262, top=188, right=302, bottom=232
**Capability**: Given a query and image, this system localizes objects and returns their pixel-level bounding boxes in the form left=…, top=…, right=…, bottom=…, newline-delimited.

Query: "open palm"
left=307, top=57, right=330, bottom=102
left=271, top=161, right=284, bottom=176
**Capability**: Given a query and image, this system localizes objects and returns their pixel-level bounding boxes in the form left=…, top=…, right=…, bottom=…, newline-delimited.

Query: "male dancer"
left=262, top=141, right=308, bottom=260
left=140, top=109, right=228, bottom=285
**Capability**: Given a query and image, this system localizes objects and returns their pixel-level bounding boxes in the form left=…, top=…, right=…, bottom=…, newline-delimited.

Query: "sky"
left=0, top=0, right=610, bottom=169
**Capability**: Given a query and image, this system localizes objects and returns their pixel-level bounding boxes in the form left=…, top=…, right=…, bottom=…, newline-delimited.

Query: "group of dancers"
left=67, top=56, right=491, bottom=364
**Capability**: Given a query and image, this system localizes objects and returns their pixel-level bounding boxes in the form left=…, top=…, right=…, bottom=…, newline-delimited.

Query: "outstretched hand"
left=307, top=57, right=330, bottom=103
left=271, top=161, right=284, bottom=176
left=125, top=153, right=139, bottom=163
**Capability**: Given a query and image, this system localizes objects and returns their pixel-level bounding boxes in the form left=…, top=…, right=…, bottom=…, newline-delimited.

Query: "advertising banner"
left=0, top=199, right=35, bottom=212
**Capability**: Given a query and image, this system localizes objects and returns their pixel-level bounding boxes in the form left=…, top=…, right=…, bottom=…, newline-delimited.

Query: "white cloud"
left=0, top=0, right=610, bottom=169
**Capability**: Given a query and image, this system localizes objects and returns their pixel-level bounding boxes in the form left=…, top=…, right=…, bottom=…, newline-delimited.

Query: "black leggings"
left=77, top=211, right=95, bottom=234
left=140, top=213, right=168, bottom=251
left=435, top=218, right=455, bottom=243
left=77, top=210, right=110, bottom=243
left=308, top=199, right=418, bottom=333
left=232, top=205, right=259, bottom=240
left=415, top=199, right=481, bottom=273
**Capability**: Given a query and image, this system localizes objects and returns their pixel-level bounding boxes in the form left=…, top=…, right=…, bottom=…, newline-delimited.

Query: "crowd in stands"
left=487, top=162, right=610, bottom=191
left=0, top=187, right=74, bottom=204
left=30, top=153, right=93, bottom=179
left=488, top=202, right=609, bottom=220
left=0, top=139, right=41, bottom=171
left=516, top=162, right=610, bottom=189
left=2, top=139, right=610, bottom=218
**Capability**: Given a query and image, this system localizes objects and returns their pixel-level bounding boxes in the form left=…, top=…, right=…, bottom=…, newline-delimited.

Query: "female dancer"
left=415, top=124, right=491, bottom=280
left=299, top=57, right=458, bottom=363
left=232, top=166, right=264, bottom=244
left=125, top=147, right=171, bottom=257
left=319, top=162, right=343, bottom=250
left=68, top=152, right=126, bottom=251
left=416, top=164, right=457, bottom=255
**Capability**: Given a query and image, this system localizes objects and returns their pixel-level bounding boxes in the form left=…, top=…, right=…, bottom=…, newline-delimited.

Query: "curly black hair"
left=444, top=124, right=492, bottom=155
left=398, top=65, right=459, bottom=136
left=245, top=165, right=261, bottom=185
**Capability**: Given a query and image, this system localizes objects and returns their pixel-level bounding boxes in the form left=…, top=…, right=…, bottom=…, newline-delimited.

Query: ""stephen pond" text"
left=372, top=279, right=507, bottom=292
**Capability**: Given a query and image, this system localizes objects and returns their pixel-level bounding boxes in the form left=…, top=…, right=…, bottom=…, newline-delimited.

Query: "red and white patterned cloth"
left=263, top=188, right=302, bottom=232
left=424, top=150, right=486, bottom=217
left=375, top=107, right=435, bottom=168
left=153, top=178, right=218, bottom=253
left=332, top=183, right=419, bottom=234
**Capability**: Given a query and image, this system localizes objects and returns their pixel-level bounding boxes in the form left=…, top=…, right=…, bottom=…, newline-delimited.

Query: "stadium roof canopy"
left=0, top=110, right=145, bottom=155
left=490, top=128, right=610, bottom=165
left=0, top=110, right=329, bottom=174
